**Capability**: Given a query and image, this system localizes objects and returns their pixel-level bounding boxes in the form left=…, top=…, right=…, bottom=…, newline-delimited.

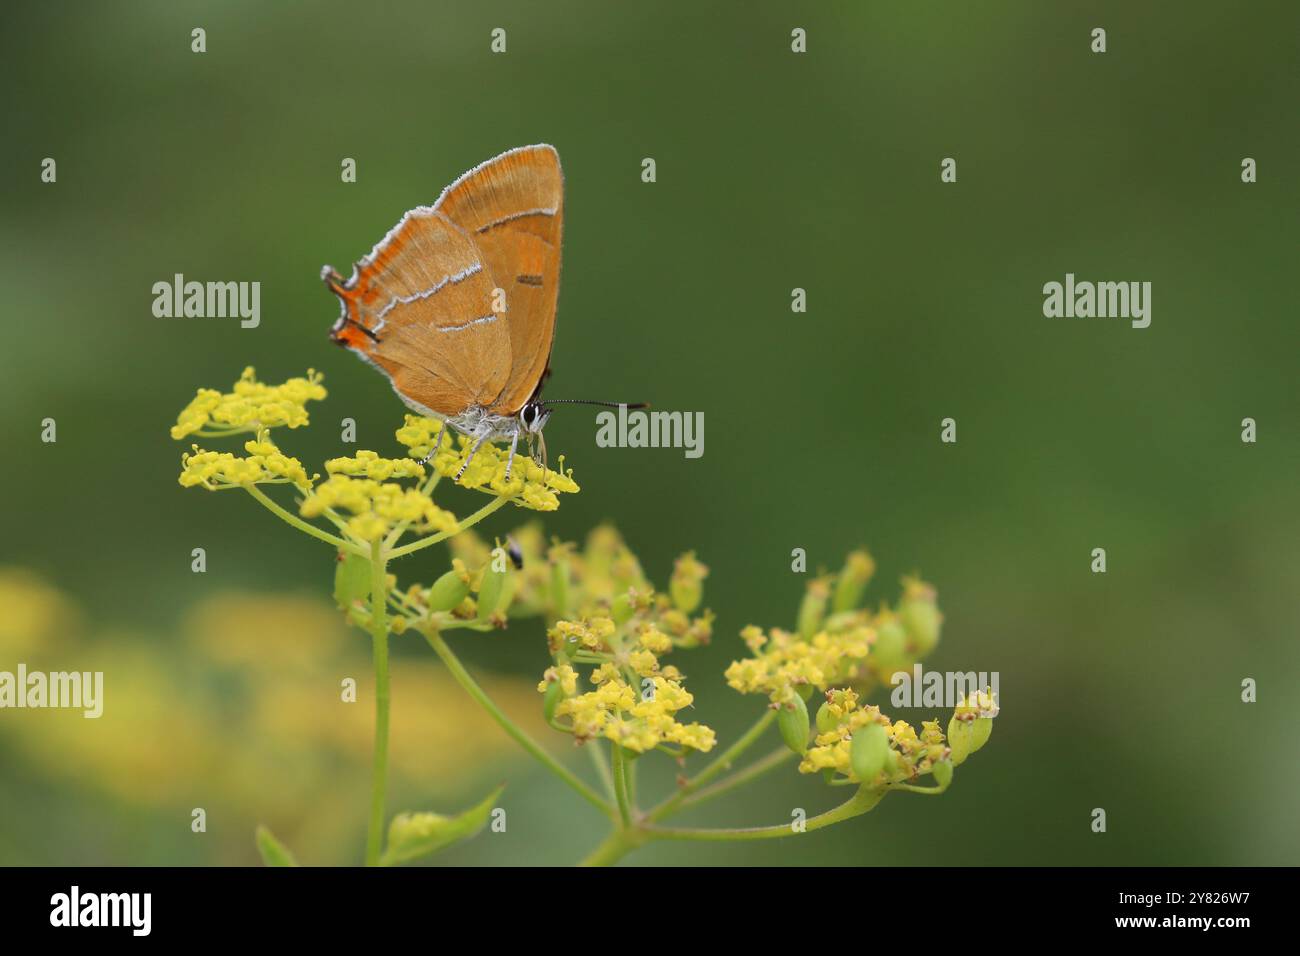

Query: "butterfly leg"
left=419, top=421, right=446, bottom=466
left=504, top=430, right=520, bottom=482
left=454, top=434, right=488, bottom=482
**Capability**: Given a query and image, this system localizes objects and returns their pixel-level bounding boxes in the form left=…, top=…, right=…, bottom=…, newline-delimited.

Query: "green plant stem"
left=386, top=496, right=509, bottom=560
left=421, top=629, right=612, bottom=816
left=578, top=788, right=885, bottom=865
left=364, top=539, right=391, bottom=866
left=244, top=484, right=361, bottom=554
left=675, top=747, right=796, bottom=813
left=578, top=828, right=649, bottom=867
left=588, top=743, right=616, bottom=801
left=889, top=782, right=946, bottom=795
left=647, top=787, right=886, bottom=842
left=648, top=708, right=776, bottom=822
left=611, top=745, right=633, bottom=828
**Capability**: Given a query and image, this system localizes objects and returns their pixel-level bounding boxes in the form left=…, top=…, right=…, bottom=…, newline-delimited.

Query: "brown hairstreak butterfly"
left=322, top=144, right=641, bottom=479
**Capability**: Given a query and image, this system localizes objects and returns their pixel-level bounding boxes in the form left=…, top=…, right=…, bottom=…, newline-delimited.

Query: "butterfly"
left=322, top=144, right=633, bottom=479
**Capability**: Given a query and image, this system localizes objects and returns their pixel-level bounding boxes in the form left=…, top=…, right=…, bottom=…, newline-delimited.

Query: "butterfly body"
left=323, top=145, right=565, bottom=472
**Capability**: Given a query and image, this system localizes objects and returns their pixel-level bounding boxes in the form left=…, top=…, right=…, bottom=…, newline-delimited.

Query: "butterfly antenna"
left=542, top=400, right=650, bottom=410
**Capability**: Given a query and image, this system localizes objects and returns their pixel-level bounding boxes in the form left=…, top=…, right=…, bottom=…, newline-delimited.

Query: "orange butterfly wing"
left=434, top=144, right=564, bottom=415
left=327, top=208, right=511, bottom=416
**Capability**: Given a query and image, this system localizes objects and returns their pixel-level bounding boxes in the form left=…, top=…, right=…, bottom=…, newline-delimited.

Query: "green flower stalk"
left=173, top=368, right=995, bottom=867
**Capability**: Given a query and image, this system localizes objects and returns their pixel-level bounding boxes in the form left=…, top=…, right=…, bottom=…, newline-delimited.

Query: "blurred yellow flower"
left=0, top=566, right=81, bottom=660
left=0, top=577, right=544, bottom=865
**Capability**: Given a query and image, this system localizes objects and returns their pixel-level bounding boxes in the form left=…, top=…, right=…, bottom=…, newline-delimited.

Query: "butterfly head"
left=519, top=402, right=552, bottom=435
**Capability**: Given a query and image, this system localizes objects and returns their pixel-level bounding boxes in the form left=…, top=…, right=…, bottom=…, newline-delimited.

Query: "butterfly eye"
left=520, top=404, right=550, bottom=433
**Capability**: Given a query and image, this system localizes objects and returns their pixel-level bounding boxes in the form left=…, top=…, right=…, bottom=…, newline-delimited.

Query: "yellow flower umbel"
left=179, top=430, right=313, bottom=491
left=166, top=369, right=994, bottom=869
left=546, top=666, right=716, bottom=755
left=172, top=368, right=324, bottom=492
left=170, top=366, right=326, bottom=440
left=394, top=414, right=579, bottom=511
left=726, top=552, right=945, bottom=704
left=532, top=541, right=719, bottom=756
left=168, top=368, right=604, bottom=866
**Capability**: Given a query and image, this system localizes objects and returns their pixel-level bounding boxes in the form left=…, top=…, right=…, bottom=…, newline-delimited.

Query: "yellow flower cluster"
left=325, top=450, right=427, bottom=482
left=170, top=367, right=326, bottom=440
left=394, top=415, right=579, bottom=511
left=538, top=663, right=579, bottom=697
left=726, top=559, right=945, bottom=703
left=725, top=622, right=874, bottom=703
left=548, top=673, right=715, bottom=755
left=300, top=475, right=458, bottom=542
left=179, top=433, right=313, bottom=490
left=482, top=525, right=716, bottom=658
left=539, top=612, right=715, bottom=754
left=800, top=688, right=948, bottom=785
left=547, top=616, right=618, bottom=654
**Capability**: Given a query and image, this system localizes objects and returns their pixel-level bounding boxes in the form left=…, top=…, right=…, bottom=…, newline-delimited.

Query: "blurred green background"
left=1, top=0, right=1297, bottom=866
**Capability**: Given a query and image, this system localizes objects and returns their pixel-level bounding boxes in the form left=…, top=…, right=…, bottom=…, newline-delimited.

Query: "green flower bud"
left=427, top=568, right=470, bottom=613
left=832, top=550, right=876, bottom=613
left=881, top=746, right=902, bottom=779
left=542, top=679, right=564, bottom=723
left=931, top=759, right=953, bottom=791
left=871, top=613, right=909, bottom=678
left=380, top=786, right=502, bottom=866
left=798, top=579, right=830, bottom=640
left=610, top=592, right=635, bottom=626
left=477, top=565, right=509, bottom=621
left=333, top=552, right=371, bottom=609
left=947, top=715, right=974, bottom=766
left=850, top=722, right=890, bottom=783
left=897, top=578, right=942, bottom=656
left=669, top=551, right=709, bottom=614
left=815, top=699, right=839, bottom=734
left=970, top=715, right=993, bottom=754
left=777, top=693, right=811, bottom=754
